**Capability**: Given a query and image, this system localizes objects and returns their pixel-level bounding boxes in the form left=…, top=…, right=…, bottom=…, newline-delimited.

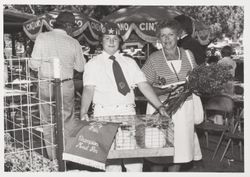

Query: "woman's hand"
left=158, top=105, right=170, bottom=119
left=156, top=84, right=182, bottom=95
left=172, top=85, right=185, bottom=94
left=81, top=113, right=89, bottom=121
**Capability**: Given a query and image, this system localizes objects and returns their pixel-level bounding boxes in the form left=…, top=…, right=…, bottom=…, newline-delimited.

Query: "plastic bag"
left=193, top=94, right=204, bottom=125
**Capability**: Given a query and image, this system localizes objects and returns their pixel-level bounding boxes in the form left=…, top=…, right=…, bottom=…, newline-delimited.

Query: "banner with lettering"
left=63, top=120, right=119, bottom=170
left=102, top=6, right=182, bottom=44
left=102, top=6, right=211, bottom=45
left=23, top=10, right=102, bottom=45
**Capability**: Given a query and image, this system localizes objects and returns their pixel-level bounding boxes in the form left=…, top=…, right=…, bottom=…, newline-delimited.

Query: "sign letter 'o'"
left=117, top=23, right=129, bottom=31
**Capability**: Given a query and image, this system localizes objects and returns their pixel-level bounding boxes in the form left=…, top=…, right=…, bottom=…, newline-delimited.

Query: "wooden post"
left=11, top=33, right=16, bottom=56
left=53, top=58, right=66, bottom=171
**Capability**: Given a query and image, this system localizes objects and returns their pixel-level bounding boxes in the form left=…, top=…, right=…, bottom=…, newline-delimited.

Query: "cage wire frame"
left=92, top=115, right=174, bottom=159
left=3, top=57, right=66, bottom=172
left=4, top=57, right=175, bottom=172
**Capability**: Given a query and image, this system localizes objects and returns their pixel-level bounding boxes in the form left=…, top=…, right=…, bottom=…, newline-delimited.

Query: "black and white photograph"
left=1, top=0, right=248, bottom=175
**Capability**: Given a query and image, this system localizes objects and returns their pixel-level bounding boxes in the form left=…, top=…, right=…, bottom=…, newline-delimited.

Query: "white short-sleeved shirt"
left=83, top=51, right=146, bottom=106
left=31, top=29, right=85, bottom=79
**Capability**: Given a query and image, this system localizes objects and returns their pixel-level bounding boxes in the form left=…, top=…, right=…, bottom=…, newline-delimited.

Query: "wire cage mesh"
left=4, top=57, right=59, bottom=172
left=92, top=115, right=174, bottom=159
left=4, top=57, right=174, bottom=171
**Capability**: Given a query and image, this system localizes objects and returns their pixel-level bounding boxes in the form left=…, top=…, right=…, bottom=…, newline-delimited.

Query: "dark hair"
left=174, top=14, right=193, bottom=35
left=53, top=21, right=66, bottom=29
left=156, top=19, right=181, bottom=38
left=142, top=43, right=158, bottom=56
left=118, top=35, right=124, bottom=52
left=53, top=11, right=76, bottom=29
left=207, top=55, right=219, bottom=64
left=98, top=33, right=124, bottom=53
left=99, top=33, right=123, bottom=46
left=221, top=45, right=233, bottom=57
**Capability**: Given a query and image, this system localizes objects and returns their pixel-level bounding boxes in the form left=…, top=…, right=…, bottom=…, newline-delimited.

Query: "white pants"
left=93, top=104, right=143, bottom=172
left=106, top=158, right=143, bottom=172
left=39, top=80, right=76, bottom=159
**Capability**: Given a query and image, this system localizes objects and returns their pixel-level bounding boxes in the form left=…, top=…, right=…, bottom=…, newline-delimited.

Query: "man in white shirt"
left=80, top=22, right=168, bottom=172
left=30, top=11, right=86, bottom=159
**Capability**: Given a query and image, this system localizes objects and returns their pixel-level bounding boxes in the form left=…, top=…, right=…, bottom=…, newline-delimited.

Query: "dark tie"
left=109, top=55, right=130, bottom=95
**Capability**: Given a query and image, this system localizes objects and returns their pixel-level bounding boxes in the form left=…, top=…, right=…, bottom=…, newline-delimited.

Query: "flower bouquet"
left=154, top=63, right=234, bottom=116
left=187, top=63, right=233, bottom=96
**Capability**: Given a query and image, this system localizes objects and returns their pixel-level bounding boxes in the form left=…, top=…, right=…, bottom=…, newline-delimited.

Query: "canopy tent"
left=102, top=6, right=211, bottom=45
left=4, top=8, right=36, bottom=34
left=4, top=8, right=36, bottom=57
left=23, top=10, right=102, bottom=46
left=102, top=6, right=182, bottom=44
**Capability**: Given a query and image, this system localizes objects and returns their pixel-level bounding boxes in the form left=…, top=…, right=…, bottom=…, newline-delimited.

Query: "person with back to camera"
left=174, top=14, right=207, bottom=65
left=208, top=45, right=237, bottom=125
left=218, top=45, right=236, bottom=78
left=141, top=19, right=204, bottom=172
left=142, top=43, right=158, bottom=58
left=29, top=11, right=86, bottom=159
left=80, top=22, right=169, bottom=172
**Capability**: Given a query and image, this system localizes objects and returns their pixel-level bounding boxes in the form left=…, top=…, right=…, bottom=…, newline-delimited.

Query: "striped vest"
left=142, top=48, right=195, bottom=101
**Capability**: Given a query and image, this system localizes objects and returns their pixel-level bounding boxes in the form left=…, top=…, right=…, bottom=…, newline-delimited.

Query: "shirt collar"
left=53, top=29, right=68, bottom=35
left=102, top=51, right=120, bottom=59
left=180, top=34, right=188, bottom=39
left=223, top=56, right=232, bottom=60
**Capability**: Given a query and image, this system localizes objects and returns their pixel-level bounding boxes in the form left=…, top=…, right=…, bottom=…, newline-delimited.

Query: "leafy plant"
left=159, top=63, right=233, bottom=116
left=4, top=133, right=58, bottom=172
left=187, top=63, right=233, bottom=96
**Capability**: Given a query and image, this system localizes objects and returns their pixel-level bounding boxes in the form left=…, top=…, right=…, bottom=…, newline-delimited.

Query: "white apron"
left=146, top=94, right=203, bottom=163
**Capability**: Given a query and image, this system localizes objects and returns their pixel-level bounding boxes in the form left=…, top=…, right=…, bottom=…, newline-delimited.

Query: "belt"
left=42, top=77, right=73, bottom=83
left=93, top=103, right=136, bottom=109
left=61, top=78, right=73, bottom=83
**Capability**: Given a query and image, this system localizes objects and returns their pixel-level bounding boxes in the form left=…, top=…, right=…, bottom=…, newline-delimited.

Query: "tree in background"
left=6, top=5, right=244, bottom=41
left=175, top=6, right=244, bottom=40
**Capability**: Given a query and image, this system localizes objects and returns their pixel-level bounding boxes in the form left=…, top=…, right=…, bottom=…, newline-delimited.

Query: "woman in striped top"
left=142, top=19, right=204, bottom=172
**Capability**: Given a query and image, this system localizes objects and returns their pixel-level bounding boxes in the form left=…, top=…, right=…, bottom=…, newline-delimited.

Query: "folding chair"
left=220, top=109, right=244, bottom=161
left=196, top=94, right=234, bottom=160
